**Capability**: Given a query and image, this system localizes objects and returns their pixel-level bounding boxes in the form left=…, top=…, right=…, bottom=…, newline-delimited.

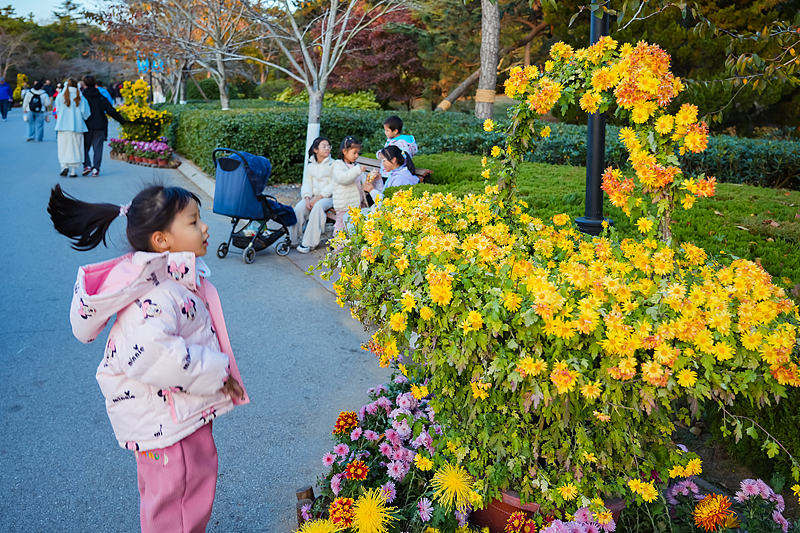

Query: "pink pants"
left=136, top=423, right=218, bottom=533
left=334, top=210, right=347, bottom=232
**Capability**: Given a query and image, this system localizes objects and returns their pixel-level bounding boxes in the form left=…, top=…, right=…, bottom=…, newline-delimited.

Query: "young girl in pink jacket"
left=48, top=183, right=248, bottom=533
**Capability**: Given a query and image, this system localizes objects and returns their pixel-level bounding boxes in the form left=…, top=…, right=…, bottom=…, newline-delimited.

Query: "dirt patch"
left=264, top=184, right=301, bottom=206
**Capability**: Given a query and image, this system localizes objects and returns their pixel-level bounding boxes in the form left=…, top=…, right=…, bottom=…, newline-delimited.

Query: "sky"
left=6, top=0, right=92, bottom=24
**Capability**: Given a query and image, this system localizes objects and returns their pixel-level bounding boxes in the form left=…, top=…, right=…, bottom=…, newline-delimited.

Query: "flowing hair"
left=62, top=78, right=81, bottom=107
left=48, top=183, right=201, bottom=252
left=308, top=136, right=330, bottom=161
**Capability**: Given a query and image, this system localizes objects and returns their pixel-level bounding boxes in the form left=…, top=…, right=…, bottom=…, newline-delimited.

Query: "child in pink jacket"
left=48, top=183, right=248, bottom=533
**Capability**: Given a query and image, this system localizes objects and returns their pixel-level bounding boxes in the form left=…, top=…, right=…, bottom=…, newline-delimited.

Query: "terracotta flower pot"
left=147, top=158, right=157, bottom=165
left=471, top=491, right=626, bottom=533
left=157, top=159, right=167, bottom=167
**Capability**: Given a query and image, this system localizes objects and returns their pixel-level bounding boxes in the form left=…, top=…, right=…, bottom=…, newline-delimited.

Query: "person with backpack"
left=81, top=75, right=127, bottom=176
left=23, top=81, right=52, bottom=142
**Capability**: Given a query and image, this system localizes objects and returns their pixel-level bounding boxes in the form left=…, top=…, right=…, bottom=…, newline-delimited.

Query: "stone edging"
left=174, top=154, right=216, bottom=200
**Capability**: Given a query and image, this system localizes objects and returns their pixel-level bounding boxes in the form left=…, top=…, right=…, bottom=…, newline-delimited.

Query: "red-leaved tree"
left=328, top=9, right=428, bottom=109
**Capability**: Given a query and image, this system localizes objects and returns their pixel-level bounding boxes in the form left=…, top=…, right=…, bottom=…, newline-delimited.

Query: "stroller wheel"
left=276, top=240, right=290, bottom=257
left=217, top=243, right=229, bottom=259
left=243, top=245, right=256, bottom=264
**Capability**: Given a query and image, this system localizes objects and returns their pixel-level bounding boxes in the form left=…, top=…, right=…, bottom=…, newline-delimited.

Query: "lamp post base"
left=576, top=216, right=614, bottom=236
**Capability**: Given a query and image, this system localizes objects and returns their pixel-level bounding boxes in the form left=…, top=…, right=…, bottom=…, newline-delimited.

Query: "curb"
left=175, top=154, right=216, bottom=200
left=174, top=152, right=337, bottom=294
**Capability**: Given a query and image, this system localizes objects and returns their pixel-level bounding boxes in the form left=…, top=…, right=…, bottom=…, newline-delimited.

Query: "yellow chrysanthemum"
left=491, top=145, right=502, bottom=157
left=414, top=454, right=434, bottom=471
left=389, top=313, right=406, bottom=332
left=431, top=463, right=474, bottom=513
left=636, top=217, right=654, bottom=234
left=483, top=119, right=494, bottom=132
left=420, top=306, right=433, bottom=321
left=400, top=292, right=416, bottom=313
left=295, top=518, right=339, bottom=533
left=557, top=482, right=578, bottom=501
left=351, top=488, right=397, bottom=533
left=676, top=368, right=698, bottom=387
left=540, top=125, right=551, bottom=138
left=503, top=292, right=522, bottom=312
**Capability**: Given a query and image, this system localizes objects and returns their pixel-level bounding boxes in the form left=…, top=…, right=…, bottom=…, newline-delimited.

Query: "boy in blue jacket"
left=376, top=116, right=418, bottom=179
left=0, top=77, right=13, bottom=121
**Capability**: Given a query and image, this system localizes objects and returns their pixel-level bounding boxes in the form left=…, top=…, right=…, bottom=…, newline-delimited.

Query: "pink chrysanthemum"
left=330, top=473, right=343, bottom=496
left=333, top=443, right=350, bottom=457
left=350, top=427, right=363, bottom=441
left=418, top=497, right=433, bottom=522
left=379, top=442, right=392, bottom=457
left=300, top=503, right=312, bottom=521
left=387, top=460, right=406, bottom=481
left=322, top=453, right=336, bottom=467
left=574, top=507, right=593, bottom=523
left=364, top=430, right=379, bottom=441
left=773, top=510, right=789, bottom=533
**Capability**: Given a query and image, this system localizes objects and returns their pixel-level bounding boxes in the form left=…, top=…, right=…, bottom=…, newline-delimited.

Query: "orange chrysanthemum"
left=693, top=494, right=733, bottom=531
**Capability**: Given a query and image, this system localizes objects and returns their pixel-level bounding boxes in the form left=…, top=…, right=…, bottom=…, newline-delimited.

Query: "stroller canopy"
left=213, top=148, right=273, bottom=220
left=217, top=150, right=272, bottom=195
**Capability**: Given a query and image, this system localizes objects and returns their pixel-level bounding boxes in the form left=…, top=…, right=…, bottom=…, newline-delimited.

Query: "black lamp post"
left=576, top=8, right=613, bottom=236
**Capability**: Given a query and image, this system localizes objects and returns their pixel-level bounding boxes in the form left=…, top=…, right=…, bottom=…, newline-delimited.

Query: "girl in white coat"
left=48, top=183, right=247, bottom=533
left=290, top=136, right=334, bottom=253
left=331, top=136, right=368, bottom=232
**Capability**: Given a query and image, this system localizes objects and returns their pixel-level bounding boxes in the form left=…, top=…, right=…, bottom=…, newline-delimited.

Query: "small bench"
left=356, top=156, right=433, bottom=182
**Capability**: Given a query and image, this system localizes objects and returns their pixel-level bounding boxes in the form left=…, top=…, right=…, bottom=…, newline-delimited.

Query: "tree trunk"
left=306, top=86, right=324, bottom=165
left=216, top=53, right=230, bottom=111
left=475, top=0, right=500, bottom=120
left=436, top=20, right=548, bottom=112
left=180, top=72, right=188, bottom=105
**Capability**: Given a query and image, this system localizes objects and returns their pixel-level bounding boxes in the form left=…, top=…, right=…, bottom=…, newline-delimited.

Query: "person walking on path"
left=22, top=81, right=52, bottom=142
left=43, top=79, right=56, bottom=98
left=81, top=75, right=126, bottom=177
left=97, top=80, right=114, bottom=105
left=290, top=136, right=334, bottom=253
left=47, top=183, right=248, bottom=533
left=0, top=77, right=12, bottom=121
left=55, top=78, right=90, bottom=177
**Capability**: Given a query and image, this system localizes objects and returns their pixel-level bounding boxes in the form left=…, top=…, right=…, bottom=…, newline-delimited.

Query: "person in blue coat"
left=0, top=77, right=13, bottom=121
left=55, top=78, right=90, bottom=177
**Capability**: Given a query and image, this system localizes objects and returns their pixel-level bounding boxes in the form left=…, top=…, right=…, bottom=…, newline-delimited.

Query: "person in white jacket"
left=48, top=183, right=247, bottom=533
left=22, top=80, right=52, bottom=142
left=290, top=136, right=334, bottom=253
left=331, top=136, right=368, bottom=232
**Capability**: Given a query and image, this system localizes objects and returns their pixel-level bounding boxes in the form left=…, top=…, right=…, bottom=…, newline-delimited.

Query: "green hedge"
left=162, top=101, right=800, bottom=189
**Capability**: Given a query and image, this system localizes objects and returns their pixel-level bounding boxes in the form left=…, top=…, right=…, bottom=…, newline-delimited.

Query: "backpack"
left=29, top=92, right=42, bottom=113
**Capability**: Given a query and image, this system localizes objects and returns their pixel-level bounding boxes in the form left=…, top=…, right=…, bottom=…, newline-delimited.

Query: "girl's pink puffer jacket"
left=71, top=251, right=248, bottom=452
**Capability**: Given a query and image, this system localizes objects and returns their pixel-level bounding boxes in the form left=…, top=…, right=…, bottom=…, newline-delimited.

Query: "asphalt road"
left=0, top=111, right=388, bottom=532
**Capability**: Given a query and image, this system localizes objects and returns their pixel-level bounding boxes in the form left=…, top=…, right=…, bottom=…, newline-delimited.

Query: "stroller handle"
left=212, top=147, right=252, bottom=172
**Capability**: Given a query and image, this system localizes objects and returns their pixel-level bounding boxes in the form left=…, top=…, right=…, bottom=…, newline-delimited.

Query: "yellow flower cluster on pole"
left=501, top=39, right=716, bottom=243
left=118, top=80, right=172, bottom=142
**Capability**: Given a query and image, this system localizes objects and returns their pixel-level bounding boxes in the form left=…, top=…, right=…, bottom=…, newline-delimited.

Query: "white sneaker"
left=296, top=244, right=314, bottom=254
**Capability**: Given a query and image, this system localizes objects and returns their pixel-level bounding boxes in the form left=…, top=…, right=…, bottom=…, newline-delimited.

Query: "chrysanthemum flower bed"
left=314, top=37, right=800, bottom=532
left=300, top=370, right=483, bottom=533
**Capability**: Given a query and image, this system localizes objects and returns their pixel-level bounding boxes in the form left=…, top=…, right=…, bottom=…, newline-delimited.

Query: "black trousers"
left=83, top=129, right=105, bottom=170
left=0, top=100, right=10, bottom=119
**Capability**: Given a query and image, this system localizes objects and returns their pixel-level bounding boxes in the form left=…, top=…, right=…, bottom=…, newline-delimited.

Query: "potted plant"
left=318, top=38, right=800, bottom=531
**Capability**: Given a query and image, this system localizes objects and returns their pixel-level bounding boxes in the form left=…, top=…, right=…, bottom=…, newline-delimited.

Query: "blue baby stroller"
left=212, top=148, right=297, bottom=264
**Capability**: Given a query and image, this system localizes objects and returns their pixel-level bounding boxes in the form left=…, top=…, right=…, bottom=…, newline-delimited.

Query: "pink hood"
left=71, top=251, right=248, bottom=451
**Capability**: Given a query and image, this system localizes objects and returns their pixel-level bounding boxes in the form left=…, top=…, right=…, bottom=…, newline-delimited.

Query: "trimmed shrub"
left=164, top=102, right=800, bottom=190
left=173, top=108, right=379, bottom=182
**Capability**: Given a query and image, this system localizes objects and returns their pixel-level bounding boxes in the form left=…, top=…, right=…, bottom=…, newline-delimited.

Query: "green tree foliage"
left=544, top=0, right=800, bottom=134
left=412, top=0, right=544, bottom=97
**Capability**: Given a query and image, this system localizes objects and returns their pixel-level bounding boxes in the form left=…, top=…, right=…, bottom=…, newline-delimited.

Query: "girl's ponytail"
left=48, top=183, right=201, bottom=253
left=48, top=184, right=120, bottom=251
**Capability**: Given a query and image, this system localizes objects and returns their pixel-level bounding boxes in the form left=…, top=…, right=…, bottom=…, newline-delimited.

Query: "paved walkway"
left=0, top=112, right=388, bottom=532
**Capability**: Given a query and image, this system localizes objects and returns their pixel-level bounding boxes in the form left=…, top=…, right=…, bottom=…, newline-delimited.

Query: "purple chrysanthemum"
left=380, top=482, right=396, bottom=503
left=301, top=503, right=312, bottom=521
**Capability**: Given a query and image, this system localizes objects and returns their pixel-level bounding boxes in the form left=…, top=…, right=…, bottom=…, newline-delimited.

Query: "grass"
left=413, top=153, right=800, bottom=286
